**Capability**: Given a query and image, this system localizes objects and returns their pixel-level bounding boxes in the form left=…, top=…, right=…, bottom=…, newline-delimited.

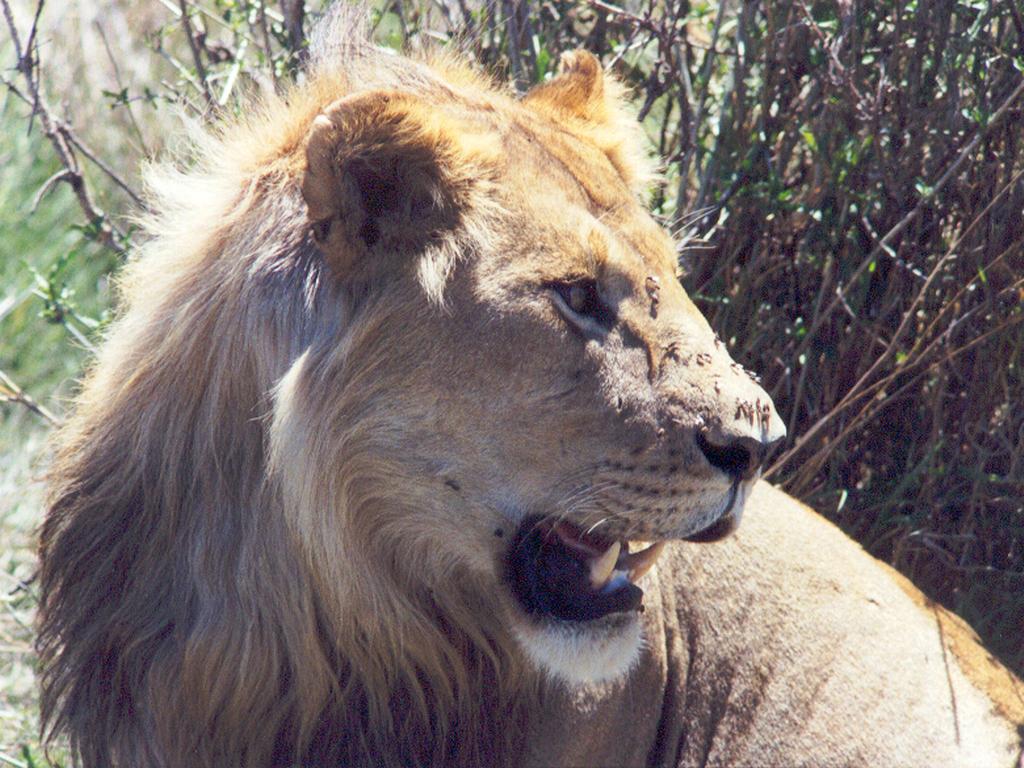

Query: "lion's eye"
left=547, top=279, right=615, bottom=333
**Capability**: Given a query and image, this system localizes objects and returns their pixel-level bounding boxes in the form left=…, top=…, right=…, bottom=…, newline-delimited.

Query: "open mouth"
left=504, top=513, right=735, bottom=623
left=505, top=491, right=742, bottom=623
left=504, top=517, right=662, bottom=622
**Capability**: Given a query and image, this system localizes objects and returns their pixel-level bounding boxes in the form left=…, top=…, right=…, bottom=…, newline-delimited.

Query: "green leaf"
left=800, top=126, right=818, bottom=154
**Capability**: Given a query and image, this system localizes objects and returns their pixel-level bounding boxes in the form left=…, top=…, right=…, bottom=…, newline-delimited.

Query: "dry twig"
left=0, top=369, right=60, bottom=427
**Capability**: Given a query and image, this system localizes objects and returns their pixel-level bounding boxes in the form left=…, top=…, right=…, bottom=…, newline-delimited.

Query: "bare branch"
left=280, top=0, right=306, bottom=69
left=0, top=369, right=61, bottom=427
left=176, top=0, right=214, bottom=106
left=64, top=130, right=145, bottom=210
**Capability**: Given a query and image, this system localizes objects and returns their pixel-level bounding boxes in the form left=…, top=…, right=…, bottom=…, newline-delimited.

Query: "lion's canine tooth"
left=589, top=541, right=621, bottom=589
left=625, top=541, right=666, bottom=582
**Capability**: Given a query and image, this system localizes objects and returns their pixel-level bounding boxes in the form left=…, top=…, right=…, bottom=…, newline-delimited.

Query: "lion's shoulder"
left=665, top=481, right=1024, bottom=738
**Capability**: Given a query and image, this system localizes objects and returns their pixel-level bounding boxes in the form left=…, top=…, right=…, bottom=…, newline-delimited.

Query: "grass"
left=0, top=427, right=51, bottom=766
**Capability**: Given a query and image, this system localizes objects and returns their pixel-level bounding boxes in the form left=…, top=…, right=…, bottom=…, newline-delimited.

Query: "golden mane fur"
left=37, top=11, right=1024, bottom=768
left=39, top=22, right=541, bottom=768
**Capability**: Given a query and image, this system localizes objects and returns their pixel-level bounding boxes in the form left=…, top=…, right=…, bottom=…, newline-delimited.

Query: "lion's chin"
left=512, top=611, right=644, bottom=686
left=501, top=489, right=749, bottom=684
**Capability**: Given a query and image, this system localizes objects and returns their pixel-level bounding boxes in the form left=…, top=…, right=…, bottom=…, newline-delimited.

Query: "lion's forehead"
left=490, top=110, right=683, bottom=294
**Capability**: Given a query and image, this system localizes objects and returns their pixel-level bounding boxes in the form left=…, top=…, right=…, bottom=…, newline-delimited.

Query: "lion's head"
left=38, top=23, right=783, bottom=768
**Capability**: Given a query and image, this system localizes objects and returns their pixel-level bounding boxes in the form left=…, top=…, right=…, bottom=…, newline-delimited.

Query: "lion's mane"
left=37, top=15, right=531, bottom=768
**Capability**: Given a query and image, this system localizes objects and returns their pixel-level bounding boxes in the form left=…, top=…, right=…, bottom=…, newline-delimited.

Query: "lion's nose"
left=696, top=432, right=775, bottom=481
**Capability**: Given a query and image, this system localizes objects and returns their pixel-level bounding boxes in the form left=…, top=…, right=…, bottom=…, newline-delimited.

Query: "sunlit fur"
left=37, top=68, right=522, bottom=768
left=37, top=11, right=787, bottom=768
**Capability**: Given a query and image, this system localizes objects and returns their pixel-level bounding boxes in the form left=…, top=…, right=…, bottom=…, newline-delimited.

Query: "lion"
left=37, top=13, right=1023, bottom=768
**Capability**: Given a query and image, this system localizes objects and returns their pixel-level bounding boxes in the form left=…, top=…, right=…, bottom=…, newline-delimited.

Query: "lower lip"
left=680, top=482, right=741, bottom=543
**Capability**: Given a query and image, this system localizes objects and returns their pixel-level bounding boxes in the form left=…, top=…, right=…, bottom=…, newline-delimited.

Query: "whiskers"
left=550, top=476, right=620, bottom=540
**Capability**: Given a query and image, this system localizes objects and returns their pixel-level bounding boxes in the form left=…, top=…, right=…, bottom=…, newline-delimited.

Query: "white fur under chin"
left=514, top=613, right=644, bottom=685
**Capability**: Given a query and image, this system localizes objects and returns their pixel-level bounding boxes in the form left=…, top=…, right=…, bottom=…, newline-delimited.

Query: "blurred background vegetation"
left=2, top=0, right=1022, bottom=762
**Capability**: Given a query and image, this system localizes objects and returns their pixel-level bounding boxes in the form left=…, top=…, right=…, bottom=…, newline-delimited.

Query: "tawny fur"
left=38, top=11, right=1023, bottom=768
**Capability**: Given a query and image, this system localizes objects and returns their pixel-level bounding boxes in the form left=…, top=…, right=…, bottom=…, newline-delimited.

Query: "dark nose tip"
left=696, top=433, right=770, bottom=481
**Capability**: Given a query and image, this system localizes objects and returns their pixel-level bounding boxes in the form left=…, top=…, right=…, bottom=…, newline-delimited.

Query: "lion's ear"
left=523, top=50, right=654, bottom=194
left=302, top=91, right=489, bottom=275
left=524, top=50, right=609, bottom=123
